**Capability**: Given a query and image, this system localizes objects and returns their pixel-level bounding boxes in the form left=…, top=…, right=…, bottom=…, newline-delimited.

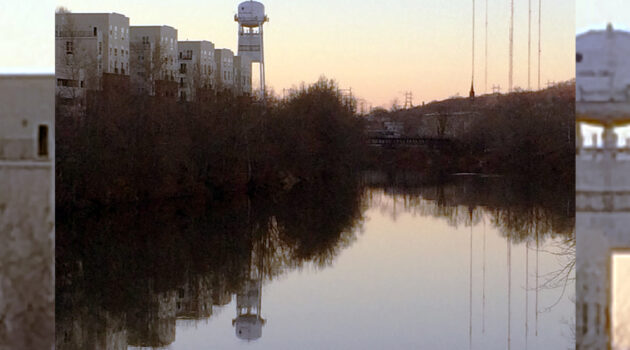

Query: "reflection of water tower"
left=232, top=279, right=265, bottom=340
left=235, top=1, right=269, bottom=99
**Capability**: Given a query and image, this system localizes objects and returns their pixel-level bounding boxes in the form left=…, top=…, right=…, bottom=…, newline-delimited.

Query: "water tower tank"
left=234, top=315, right=264, bottom=340
left=237, top=1, right=266, bottom=27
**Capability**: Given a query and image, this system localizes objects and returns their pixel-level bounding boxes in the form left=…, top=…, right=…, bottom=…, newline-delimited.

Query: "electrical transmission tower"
left=403, top=91, right=413, bottom=109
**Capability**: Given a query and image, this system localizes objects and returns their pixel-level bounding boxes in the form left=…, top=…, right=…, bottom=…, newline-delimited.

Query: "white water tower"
left=235, top=1, right=268, bottom=98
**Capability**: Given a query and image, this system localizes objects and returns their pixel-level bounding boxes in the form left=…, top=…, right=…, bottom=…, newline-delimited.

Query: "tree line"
left=56, top=77, right=367, bottom=212
left=365, top=81, right=575, bottom=192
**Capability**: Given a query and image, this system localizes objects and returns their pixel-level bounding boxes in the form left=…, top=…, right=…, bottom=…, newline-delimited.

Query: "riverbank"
left=56, top=79, right=574, bottom=213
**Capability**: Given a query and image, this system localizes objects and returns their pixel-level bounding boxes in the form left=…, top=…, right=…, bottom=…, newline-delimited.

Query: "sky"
left=576, top=0, right=630, bottom=34
left=1, top=0, right=574, bottom=107
left=613, top=253, right=630, bottom=348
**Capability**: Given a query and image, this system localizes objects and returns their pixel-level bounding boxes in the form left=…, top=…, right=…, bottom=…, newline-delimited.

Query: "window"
left=38, top=125, right=48, bottom=157
left=93, top=27, right=97, bottom=36
left=582, top=303, right=588, bottom=335
left=114, top=48, right=117, bottom=56
left=65, top=41, right=73, bottom=54
left=576, top=52, right=583, bottom=63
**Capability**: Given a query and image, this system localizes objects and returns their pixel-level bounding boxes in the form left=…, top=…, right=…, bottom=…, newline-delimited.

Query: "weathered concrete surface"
left=576, top=212, right=630, bottom=350
left=577, top=155, right=630, bottom=350
left=0, top=164, right=54, bottom=349
left=0, top=74, right=55, bottom=349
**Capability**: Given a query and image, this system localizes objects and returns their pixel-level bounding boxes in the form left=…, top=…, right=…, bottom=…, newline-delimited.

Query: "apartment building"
left=55, top=12, right=130, bottom=102
left=214, top=49, right=235, bottom=92
left=130, top=25, right=178, bottom=97
left=177, top=40, right=216, bottom=101
left=233, top=55, right=252, bottom=96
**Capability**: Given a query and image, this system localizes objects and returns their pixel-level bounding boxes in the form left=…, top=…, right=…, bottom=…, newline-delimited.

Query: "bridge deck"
left=368, top=137, right=454, bottom=148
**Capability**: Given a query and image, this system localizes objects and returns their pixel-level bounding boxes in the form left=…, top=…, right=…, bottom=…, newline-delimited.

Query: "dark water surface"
left=56, top=173, right=575, bottom=349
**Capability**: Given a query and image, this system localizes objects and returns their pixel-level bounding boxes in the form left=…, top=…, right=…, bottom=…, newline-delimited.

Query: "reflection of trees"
left=364, top=173, right=574, bottom=242
left=56, top=173, right=365, bottom=348
left=56, top=172, right=575, bottom=348
left=365, top=172, right=576, bottom=342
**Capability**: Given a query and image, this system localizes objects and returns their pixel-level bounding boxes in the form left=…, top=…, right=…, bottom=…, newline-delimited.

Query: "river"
left=56, top=173, right=574, bottom=349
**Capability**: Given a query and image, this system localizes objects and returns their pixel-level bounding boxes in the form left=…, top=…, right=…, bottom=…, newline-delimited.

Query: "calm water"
left=56, top=173, right=575, bottom=349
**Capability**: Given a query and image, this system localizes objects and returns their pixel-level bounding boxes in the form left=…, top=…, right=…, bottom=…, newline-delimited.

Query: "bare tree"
left=131, top=39, right=170, bottom=96
left=188, top=59, right=215, bottom=102
left=55, top=8, right=98, bottom=116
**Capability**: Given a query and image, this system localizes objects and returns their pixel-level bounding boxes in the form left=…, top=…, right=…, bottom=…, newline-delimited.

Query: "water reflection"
left=56, top=172, right=574, bottom=349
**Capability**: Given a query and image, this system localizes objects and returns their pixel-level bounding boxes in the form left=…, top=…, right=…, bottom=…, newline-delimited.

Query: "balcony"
left=56, top=30, right=95, bottom=38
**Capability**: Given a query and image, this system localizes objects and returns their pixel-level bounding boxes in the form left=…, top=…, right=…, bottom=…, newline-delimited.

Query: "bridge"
left=367, top=136, right=455, bottom=149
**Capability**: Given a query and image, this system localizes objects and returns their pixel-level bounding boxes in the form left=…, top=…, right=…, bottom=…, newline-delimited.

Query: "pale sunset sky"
left=2, top=0, right=574, bottom=107
left=577, top=0, right=630, bottom=34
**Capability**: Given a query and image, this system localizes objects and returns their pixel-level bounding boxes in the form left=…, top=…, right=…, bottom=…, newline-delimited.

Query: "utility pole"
left=509, top=0, right=514, bottom=93
left=528, top=0, right=531, bottom=90
left=470, top=0, right=476, bottom=100
left=485, top=0, right=488, bottom=94
left=538, top=0, right=541, bottom=90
